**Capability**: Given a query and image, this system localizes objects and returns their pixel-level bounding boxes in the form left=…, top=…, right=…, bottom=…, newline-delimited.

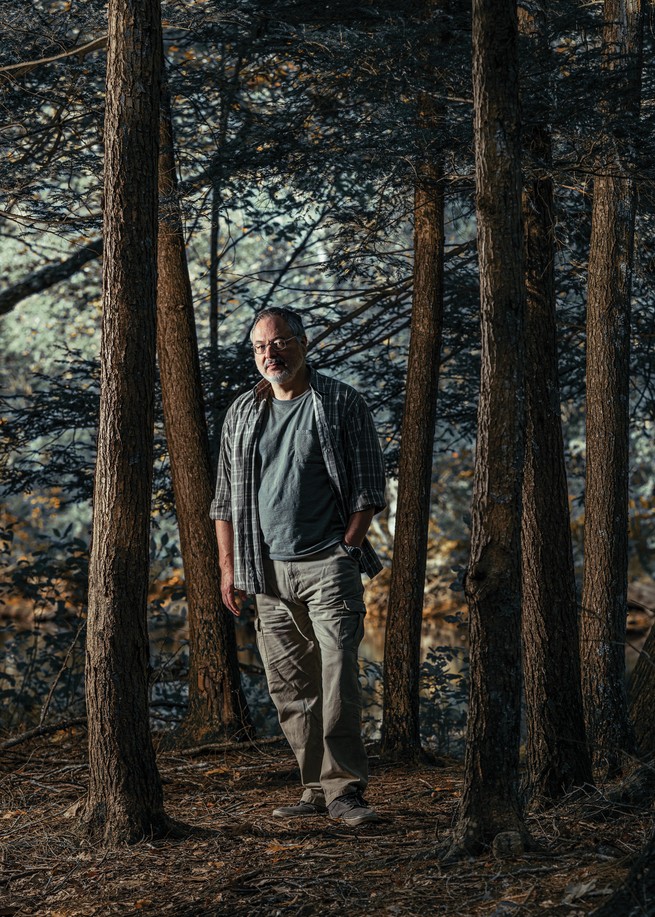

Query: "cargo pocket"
left=337, top=599, right=365, bottom=650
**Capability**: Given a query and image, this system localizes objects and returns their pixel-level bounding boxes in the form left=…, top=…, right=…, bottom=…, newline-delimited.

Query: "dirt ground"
left=0, top=731, right=651, bottom=917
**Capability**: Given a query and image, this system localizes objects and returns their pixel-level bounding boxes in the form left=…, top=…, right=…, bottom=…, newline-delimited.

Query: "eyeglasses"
left=252, top=335, right=298, bottom=355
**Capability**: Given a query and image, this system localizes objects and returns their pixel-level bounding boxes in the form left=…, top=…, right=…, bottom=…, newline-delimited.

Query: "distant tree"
left=580, top=0, right=643, bottom=775
left=82, top=0, right=169, bottom=843
left=449, top=0, right=527, bottom=856
left=381, top=144, right=444, bottom=762
left=157, top=62, right=252, bottom=744
left=381, top=3, right=447, bottom=761
left=519, top=1, right=593, bottom=802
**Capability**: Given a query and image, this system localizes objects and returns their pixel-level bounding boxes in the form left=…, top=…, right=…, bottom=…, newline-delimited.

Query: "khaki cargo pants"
left=255, top=543, right=368, bottom=807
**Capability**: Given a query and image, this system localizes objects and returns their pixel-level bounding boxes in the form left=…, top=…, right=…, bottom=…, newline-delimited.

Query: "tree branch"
left=1, top=717, right=87, bottom=750
left=0, top=36, right=108, bottom=78
left=0, top=238, right=102, bottom=316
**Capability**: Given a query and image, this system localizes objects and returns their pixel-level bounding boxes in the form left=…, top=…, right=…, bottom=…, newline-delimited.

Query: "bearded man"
left=211, top=307, right=386, bottom=826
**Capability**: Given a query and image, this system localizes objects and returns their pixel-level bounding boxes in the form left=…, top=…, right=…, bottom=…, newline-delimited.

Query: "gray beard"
left=262, top=367, right=292, bottom=383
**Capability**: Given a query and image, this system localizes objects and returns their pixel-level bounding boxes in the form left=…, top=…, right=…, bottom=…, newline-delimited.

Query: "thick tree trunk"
left=580, top=0, right=643, bottom=775
left=381, top=153, right=444, bottom=762
left=449, top=0, right=527, bottom=857
left=519, top=3, right=593, bottom=802
left=157, top=67, right=252, bottom=744
left=83, top=0, right=168, bottom=844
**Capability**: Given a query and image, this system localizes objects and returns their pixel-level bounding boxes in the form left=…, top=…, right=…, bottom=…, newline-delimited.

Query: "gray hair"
left=250, top=307, right=306, bottom=341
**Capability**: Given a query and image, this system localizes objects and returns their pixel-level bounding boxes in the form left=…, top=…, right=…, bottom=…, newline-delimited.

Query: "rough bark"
left=83, top=0, right=168, bottom=845
left=519, top=2, right=593, bottom=802
left=580, top=0, right=643, bottom=775
left=381, top=149, right=444, bottom=761
left=449, top=0, right=527, bottom=857
left=157, top=65, right=252, bottom=744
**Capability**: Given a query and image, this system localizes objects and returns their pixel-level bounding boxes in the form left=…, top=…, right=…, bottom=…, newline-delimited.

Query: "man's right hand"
left=221, top=571, right=246, bottom=617
left=215, top=520, right=245, bottom=616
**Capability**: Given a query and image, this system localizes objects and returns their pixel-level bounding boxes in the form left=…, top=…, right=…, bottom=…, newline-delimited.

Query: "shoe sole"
left=272, top=808, right=327, bottom=818
left=330, top=813, right=381, bottom=827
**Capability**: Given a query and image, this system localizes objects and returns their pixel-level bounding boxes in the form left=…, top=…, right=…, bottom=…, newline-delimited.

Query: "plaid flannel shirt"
left=210, top=366, right=386, bottom=594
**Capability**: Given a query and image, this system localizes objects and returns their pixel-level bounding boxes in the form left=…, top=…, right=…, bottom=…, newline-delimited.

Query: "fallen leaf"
left=563, top=879, right=596, bottom=904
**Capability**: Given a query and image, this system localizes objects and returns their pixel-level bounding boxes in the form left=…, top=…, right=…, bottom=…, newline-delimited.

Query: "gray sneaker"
left=328, top=792, right=380, bottom=827
left=272, top=800, right=327, bottom=818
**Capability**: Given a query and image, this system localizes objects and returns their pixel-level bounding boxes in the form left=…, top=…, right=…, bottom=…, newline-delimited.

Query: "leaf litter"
left=0, top=730, right=651, bottom=916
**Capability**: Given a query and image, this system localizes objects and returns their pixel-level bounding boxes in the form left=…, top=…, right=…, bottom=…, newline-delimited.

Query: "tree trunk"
left=381, top=151, right=444, bottom=762
left=157, top=65, right=253, bottom=744
left=519, top=2, right=593, bottom=803
left=209, top=184, right=221, bottom=357
left=83, top=0, right=168, bottom=844
left=449, top=0, right=527, bottom=857
left=580, top=0, right=643, bottom=775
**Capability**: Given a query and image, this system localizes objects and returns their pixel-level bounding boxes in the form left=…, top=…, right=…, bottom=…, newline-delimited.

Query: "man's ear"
left=300, top=335, right=309, bottom=353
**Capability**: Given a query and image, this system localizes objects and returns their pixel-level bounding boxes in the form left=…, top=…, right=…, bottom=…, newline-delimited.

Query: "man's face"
left=252, top=315, right=307, bottom=385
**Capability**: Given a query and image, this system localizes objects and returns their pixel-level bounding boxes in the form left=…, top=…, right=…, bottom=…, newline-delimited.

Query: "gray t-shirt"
left=257, top=389, right=343, bottom=559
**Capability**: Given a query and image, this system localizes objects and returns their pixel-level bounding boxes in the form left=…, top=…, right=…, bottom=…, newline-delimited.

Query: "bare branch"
left=0, top=36, right=108, bottom=78
left=0, top=238, right=102, bottom=316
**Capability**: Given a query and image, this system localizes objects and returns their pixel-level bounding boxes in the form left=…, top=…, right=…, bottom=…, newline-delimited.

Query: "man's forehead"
left=252, top=316, right=292, bottom=339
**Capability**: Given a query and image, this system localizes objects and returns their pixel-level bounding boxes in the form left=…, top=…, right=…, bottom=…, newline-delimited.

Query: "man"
left=211, top=306, right=386, bottom=827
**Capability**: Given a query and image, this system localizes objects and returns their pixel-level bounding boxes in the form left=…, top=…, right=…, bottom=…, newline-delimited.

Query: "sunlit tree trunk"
left=157, top=64, right=253, bottom=744
left=83, top=0, right=168, bottom=844
left=580, top=0, right=643, bottom=775
left=519, top=2, right=593, bottom=803
left=449, top=0, right=527, bottom=857
left=381, top=148, right=444, bottom=761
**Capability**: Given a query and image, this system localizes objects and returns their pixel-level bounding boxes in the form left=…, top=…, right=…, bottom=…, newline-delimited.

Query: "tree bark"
left=381, top=150, right=444, bottom=761
left=519, top=2, right=593, bottom=803
left=380, top=0, right=447, bottom=764
left=83, top=0, right=168, bottom=845
left=449, top=0, right=527, bottom=857
left=157, top=64, right=252, bottom=744
left=580, top=0, right=643, bottom=775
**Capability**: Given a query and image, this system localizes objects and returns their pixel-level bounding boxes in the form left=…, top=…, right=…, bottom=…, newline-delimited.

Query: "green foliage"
left=359, top=646, right=469, bottom=757
left=0, top=618, right=86, bottom=733
left=420, top=645, right=468, bottom=757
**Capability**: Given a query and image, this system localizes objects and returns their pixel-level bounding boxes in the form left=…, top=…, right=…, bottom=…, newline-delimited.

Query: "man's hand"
left=215, top=519, right=246, bottom=616
left=221, top=570, right=246, bottom=617
left=344, top=507, right=375, bottom=548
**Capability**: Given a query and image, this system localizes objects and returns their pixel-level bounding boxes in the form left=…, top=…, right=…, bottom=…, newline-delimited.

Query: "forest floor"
left=0, top=731, right=652, bottom=917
